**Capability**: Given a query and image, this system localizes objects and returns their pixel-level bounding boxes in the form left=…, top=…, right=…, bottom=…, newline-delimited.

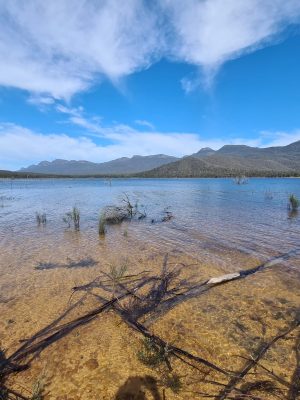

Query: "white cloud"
left=164, top=0, right=300, bottom=88
left=0, top=121, right=226, bottom=170
left=260, top=130, right=300, bottom=147
left=1, top=109, right=299, bottom=170
left=0, top=0, right=299, bottom=98
left=0, top=0, right=161, bottom=99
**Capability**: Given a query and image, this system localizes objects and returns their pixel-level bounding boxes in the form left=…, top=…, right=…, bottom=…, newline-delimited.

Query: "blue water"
left=0, top=178, right=299, bottom=264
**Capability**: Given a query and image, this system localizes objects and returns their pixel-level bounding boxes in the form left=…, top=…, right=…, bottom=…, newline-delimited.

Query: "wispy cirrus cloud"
left=134, top=120, right=155, bottom=130
left=0, top=0, right=299, bottom=98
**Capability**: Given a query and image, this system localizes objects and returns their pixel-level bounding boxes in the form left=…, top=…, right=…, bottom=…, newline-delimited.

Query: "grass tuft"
left=63, top=207, right=80, bottom=230
left=289, top=194, right=299, bottom=211
left=161, top=372, right=182, bottom=393
left=98, top=213, right=106, bottom=236
left=234, top=175, right=248, bottom=185
left=137, top=337, right=169, bottom=368
left=36, top=212, right=47, bottom=226
left=31, top=375, right=45, bottom=400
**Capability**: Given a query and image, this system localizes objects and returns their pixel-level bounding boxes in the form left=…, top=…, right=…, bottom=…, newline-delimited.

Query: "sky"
left=0, top=0, right=300, bottom=170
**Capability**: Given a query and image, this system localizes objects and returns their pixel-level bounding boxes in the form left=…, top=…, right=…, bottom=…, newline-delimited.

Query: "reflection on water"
left=0, top=178, right=299, bottom=399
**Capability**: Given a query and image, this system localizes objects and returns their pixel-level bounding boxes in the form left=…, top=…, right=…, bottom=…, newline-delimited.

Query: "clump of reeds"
left=109, top=263, right=128, bottom=282
left=109, top=262, right=128, bottom=297
left=289, top=194, right=299, bottom=211
left=137, top=337, right=169, bottom=368
left=161, top=209, right=173, bottom=222
left=36, top=212, right=47, bottom=226
left=0, top=195, right=14, bottom=208
left=63, top=207, right=80, bottom=230
left=234, top=175, right=248, bottom=185
left=98, top=213, right=106, bottom=236
left=264, top=191, right=273, bottom=200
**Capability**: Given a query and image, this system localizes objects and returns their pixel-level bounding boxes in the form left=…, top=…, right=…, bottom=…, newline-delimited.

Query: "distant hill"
left=13, top=140, right=300, bottom=178
left=139, top=141, right=300, bottom=177
left=190, top=147, right=216, bottom=158
left=0, top=170, right=68, bottom=178
left=20, top=154, right=179, bottom=175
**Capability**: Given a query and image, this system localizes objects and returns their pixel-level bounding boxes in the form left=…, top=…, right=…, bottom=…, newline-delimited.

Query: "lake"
left=1, top=178, right=300, bottom=399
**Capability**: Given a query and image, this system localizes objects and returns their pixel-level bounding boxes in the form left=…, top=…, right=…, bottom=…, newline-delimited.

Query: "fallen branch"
left=216, top=319, right=300, bottom=399
left=118, top=313, right=231, bottom=376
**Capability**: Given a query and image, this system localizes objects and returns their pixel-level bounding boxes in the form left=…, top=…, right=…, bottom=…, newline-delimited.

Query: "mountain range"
left=20, top=154, right=178, bottom=175
left=16, top=140, right=300, bottom=177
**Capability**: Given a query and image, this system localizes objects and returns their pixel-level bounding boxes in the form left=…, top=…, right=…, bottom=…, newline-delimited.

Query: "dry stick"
left=216, top=319, right=300, bottom=400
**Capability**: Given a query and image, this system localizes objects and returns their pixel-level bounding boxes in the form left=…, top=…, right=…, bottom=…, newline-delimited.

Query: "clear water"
left=1, top=178, right=299, bottom=265
left=1, top=178, right=300, bottom=399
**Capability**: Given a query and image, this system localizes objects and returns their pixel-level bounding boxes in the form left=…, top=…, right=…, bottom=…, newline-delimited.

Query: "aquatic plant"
left=63, top=207, right=80, bottom=230
left=161, top=372, right=182, bottom=393
left=31, top=376, right=45, bottom=400
left=36, top=212, right=47, bottom=226
left=264, top=191, right=273, bottom=200
left=137, top=337, right=169, bottom=368
left=289, top=194, right=299, bottom=211
left=109, top=262, right=128, bottom=298
left=161, top=208, right=174, bottom=222
left=0, top=195, right=14, bottom=208
left=234, top=175, right=248, bottom=185
left=98, top=213, right=106, bottom=236
left=109, top=263, right=128, bottom=282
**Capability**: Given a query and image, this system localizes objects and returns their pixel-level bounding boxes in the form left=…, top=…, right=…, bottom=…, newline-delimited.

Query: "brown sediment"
left=0, top=227, right=300, bottom=399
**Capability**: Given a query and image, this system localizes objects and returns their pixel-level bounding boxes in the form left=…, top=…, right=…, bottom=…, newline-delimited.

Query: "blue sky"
left=0, top=0, right=300, bottom=170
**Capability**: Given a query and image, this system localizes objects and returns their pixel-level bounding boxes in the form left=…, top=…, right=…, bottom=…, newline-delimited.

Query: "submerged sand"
left=1, top=222, right=300, bottom=400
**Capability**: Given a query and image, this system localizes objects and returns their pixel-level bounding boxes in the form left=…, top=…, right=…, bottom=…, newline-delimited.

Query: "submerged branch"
left=216, top=319, right=300, bottom=399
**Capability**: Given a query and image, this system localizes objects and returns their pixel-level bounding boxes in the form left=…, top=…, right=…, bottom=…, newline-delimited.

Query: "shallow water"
left=0, top=178, right=299, bottom=399
left=1, top=177, right=300, bottom=260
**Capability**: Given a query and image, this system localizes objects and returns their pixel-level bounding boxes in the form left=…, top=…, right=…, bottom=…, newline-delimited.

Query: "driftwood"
left=142, top=248, right=300, bottom=325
